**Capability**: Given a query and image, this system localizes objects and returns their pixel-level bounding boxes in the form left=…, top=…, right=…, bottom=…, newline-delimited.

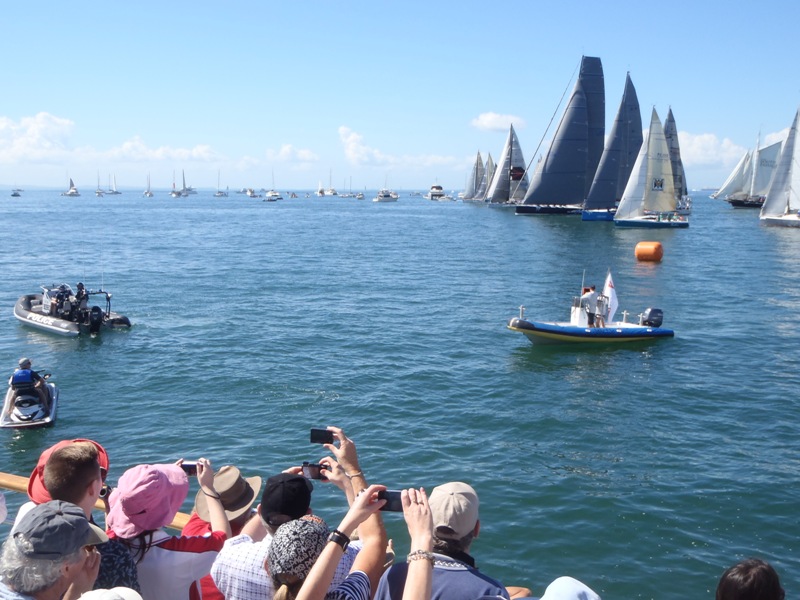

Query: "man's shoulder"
left=216, top=534, right=269, bottom=562
left=376, top=555, right=508, bottom=600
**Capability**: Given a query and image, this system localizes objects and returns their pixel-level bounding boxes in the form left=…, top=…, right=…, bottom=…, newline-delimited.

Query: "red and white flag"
left=603, top=271, right=619, bottom=322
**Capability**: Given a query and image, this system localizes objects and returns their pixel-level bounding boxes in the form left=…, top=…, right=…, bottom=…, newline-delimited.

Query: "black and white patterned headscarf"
left=267, top=516, right=330, bottom=585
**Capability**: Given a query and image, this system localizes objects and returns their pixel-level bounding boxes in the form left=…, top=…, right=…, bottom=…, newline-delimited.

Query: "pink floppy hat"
left=107, top=464, right=188, bottom=538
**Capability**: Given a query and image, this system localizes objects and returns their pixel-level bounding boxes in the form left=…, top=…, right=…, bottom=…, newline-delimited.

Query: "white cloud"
left=0, top=112, right=75, bottom=161
left=678, top=132, right=746, bottom=169
left=338, top=126, right=459, bottom=170
left=470, top=112, right=526, bottom=132
left=266, top=144, right=318, bottom=163
left=106, top=136, right=221, bottom=162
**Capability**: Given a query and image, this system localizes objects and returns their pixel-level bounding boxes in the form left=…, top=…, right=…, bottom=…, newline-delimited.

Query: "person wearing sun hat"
left=107, top=459, right=231, bottom=600
left=9, top=439, right=140, bottom=593
left=374, top=482, right=510, bottom=600
left=0, top=500, right=108, bottom=599
left=181, top=466, right=262, bottom=600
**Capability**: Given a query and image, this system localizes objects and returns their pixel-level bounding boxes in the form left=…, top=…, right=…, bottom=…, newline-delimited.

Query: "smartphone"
left=302, top=461, right=326, bottom=480
left=310, top=428, right=334, bottom=444
left=180, top=461, right=198, bottom=476
left=378, top=490, right=403, bottom=512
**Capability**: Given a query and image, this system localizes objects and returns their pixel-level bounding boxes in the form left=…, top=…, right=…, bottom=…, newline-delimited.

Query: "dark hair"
left=43, top=442, right=101, bottom=505
left=716, top=558, right=784, bottom=600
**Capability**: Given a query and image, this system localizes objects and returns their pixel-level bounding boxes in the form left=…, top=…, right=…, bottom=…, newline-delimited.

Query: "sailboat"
left=713, top=138, right=781, bottom=208
left=485, top=125, right=529, bottom=205
left=471, top=153, right=495, bottom=202
left=214, top=171, right=228, bottom=197
left=264, top=170, right=282, bottom=201
left=614, top=108, right=688, bottom=228
left=95, top=172, right=105, bottom=197
left=170, top=171, right=182, bottom=198
left=106, top=174, right=122, bottom=195
left=462, top=151, right=485, bottom=201
left=663, top=108, right=691, bottom=214
left=324, top=170, right=337, bottom=196
left=61, top=178, right=80, bottom=197
left=582, top=73, right=643, bottom=221
left=143, top=173, right=154, bottom=197
left=760, top=107, right=800, bottom=227
left=517, top=56, right=605, bottom=215
left=316, top=180, right=325, bottom=197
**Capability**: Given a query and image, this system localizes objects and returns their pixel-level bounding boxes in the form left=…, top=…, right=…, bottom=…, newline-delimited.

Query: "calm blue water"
left=1, top=190, right=798, bottom=599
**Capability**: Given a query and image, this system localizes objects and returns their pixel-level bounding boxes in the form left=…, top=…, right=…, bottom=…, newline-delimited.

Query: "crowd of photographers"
left=0, top=427, right=786, bottom=600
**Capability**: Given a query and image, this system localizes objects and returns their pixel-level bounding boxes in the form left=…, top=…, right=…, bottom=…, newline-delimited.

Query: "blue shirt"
left=374, top=552, right=509, bottom=600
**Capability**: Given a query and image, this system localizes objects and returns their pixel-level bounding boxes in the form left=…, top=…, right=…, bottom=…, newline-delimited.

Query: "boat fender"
left=635, top=241, right=663, bottom=262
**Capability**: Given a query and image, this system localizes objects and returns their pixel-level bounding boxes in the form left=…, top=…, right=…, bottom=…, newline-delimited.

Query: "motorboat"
left=264, top=190, right=282, bottom=201
left=14, top=284, right=131, bottom=337
left=424, top=184, right=445, bottom=200
left=373, top=189, right=397, bottom=203
left=507, top=272, right=674, bottom=345
left=1, top=372, right=59, bottom=429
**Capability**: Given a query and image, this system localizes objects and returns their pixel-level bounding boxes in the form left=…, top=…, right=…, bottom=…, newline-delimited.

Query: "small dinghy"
left=1, top=372, right=59, bottom=429
left=14, top=283, right=131, bottom=337
left=507, top=272, right=675, bottom=345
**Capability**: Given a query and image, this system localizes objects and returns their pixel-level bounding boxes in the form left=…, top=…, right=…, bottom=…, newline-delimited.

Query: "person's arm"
left=324, top=426, right=367, bottom=537
left=196, top=458, right=232, bottom=538
left=61, top=546, right=101, bottom=600
left=401, top=488, right=434, bottom=600
left=296, top=484, right=387, bottom=600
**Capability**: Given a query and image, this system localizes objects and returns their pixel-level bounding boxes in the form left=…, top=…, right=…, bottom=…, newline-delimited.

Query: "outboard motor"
left=89, top=305, right=104, bottom=334
left=641, top=308, right=664, bottom=328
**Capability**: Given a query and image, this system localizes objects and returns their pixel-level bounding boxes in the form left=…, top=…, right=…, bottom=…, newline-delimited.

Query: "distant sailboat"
left=324, top=170, right=338, bottom=196
left=316, top=180, right=325, bottom=196
left=170, top=171, right=182, bottom=198
left=462, top=151, right=485, bottom=201
left=62, top=178, right=80, bottom=197
left=760, top=107, right=800, bottom=227
left=664, top=108, right=691, bottom=214
left=95, top=172, right=105, bottom=197
left=614, top=108, right=688, bottom=228
left=143, top=173, right=154, bottom=197
left=582, top=72, right=642, bottom=221
left=485, top=125, right=529, bottom=205
left=517, top=56, right=605, bottom=215
left=713, top=138, right=781, bottom=208
left=214, top=171, right=228, bottom=197
left=107, top=174, right=122, bottom=195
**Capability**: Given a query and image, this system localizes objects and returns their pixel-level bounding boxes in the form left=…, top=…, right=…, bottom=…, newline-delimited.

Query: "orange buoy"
left=635, top=241, right=663, bottom=262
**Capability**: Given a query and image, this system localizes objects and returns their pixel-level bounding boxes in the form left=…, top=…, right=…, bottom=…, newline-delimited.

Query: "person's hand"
left=282, top=465, right=303, bottom=476
left=337, top=484, right=386, bottom=534
left=65, top=545, right=101, bottom=597
left=401, top=488, right=433, bottom=551
left=323, top=426, right=360, bottom=474
left=318, top=457, right=348, bottom=491
left=196, top=457, right=216, bottom=491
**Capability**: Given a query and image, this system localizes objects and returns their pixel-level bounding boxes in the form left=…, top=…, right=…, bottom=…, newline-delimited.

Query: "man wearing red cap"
left=11, top=439, right=139, bottom=592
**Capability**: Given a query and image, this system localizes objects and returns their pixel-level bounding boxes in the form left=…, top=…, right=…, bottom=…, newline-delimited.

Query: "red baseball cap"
left=27, top=439, right=110, bottom=503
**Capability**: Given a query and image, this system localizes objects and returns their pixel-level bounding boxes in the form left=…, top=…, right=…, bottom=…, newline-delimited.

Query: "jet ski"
left=0, top=372, right=59, bottom=428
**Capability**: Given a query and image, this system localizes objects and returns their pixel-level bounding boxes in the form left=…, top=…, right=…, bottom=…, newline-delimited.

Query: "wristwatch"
left=328, top=529, right=350, bottom=551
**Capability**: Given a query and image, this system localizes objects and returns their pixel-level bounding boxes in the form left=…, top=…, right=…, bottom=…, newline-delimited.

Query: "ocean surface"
left=0, top=189, right=798, bottom=599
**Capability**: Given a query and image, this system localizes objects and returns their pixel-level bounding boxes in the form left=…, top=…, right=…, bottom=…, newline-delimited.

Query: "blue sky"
left=2, top=1, right=799, bottom=192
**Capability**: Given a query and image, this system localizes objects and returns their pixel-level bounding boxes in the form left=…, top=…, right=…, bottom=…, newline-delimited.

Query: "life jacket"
left=11, top=369, right=35, bottom=389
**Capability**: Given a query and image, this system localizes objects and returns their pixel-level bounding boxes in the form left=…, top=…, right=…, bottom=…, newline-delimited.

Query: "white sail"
left=761, top=108, right=800, bottom=222
left=751, top=141, right=782, bottom=197
left=463, top=151, right=484, bottom=200
left=615, top=108, right=675, bottom=220
left=486, top=125, right=529, bottom=203
left=712, top=150, right=752, bottom=199
left=473, top=154, right=495, bottom=201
